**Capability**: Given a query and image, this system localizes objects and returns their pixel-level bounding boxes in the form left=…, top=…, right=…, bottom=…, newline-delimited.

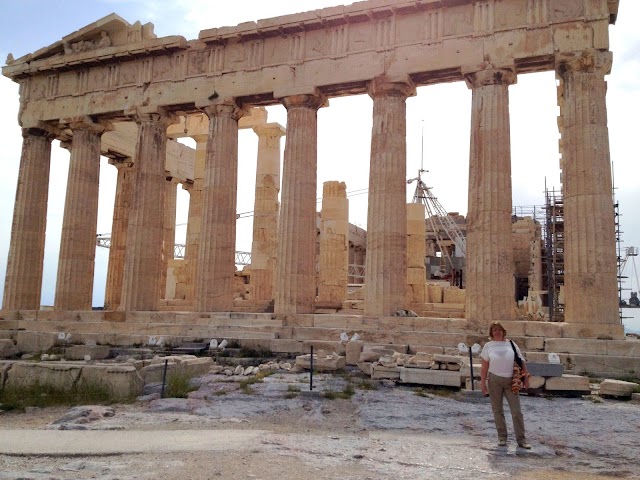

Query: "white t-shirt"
left=480, top=340, right=524, bottom=378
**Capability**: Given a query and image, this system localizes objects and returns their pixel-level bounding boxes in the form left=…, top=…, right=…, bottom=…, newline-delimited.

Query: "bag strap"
left=510, top=340, right=524, bottom=369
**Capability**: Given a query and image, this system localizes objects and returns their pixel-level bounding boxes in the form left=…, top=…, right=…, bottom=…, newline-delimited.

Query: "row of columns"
left=2, top=49, right=619, bottom=327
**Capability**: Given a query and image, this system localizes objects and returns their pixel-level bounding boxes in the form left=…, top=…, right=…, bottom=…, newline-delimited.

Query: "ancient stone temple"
left=2, top=1, right=637, bottom=378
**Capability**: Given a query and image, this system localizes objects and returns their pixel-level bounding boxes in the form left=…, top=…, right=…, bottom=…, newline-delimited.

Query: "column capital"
left=281, top=92, right=327, bottom=111
left=252, top=122, right=286, bottom=138
left=555, top=50, right=612, bottom=77
left=108, top=157, right=134, bottom=169
left=60, top=116, right=111, bottom=135
left=181, top=179, right=194, bottom=192
left=464, top=67, right=516, bottom=89
left=201, top=101, right=245, bottom=121
left=367, top=75, right=416, bottom=99
left=126, top=106, right=179, bottom=128
left=21, top=126, right=57, bottom=140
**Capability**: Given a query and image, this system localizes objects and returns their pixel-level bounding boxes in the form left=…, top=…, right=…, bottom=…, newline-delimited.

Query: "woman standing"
left=480, top=321, right=531, bottom=449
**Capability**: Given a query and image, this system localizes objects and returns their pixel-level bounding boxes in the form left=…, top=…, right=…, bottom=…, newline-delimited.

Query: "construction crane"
left=619, top=246, right=639, bottom=306
left=95, top=233, right=252, bottom=265
left=407, top=168, right=466, bottom=272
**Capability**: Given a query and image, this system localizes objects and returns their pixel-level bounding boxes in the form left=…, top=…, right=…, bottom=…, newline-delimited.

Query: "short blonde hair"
left=488, top=321, right=507, bottom=340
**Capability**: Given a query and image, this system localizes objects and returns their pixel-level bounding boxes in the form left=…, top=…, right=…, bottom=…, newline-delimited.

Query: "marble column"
left=104, top=158, right=133, bottom=310
left=274, top=93, right=325, bottom=314
left=120, top=111, right=175, bottom=311
left=54, top=120, right=106, bottom=310
left=464, top=67, right=517, bottom=324
left=183, top=134, right=207, bottom=304
left=160, top=177, right=178, bottom=299
left=250, top=123, right=285, bottom=304
left=195, top=103, right=244, bottom=312
left=3, top=128, right=54, bottom=310
left=317, top=181, right=349, bottom=307
left=556, top=50, right=618, bottom=325
left=364, top=77, right=415, bottom=316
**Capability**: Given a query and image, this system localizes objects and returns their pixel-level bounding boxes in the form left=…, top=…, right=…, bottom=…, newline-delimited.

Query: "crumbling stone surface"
left=0, top=339, right=18, bottom=359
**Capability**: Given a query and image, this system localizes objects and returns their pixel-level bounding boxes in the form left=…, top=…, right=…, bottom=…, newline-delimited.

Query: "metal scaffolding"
left=545, top=188, right=564, bottom=321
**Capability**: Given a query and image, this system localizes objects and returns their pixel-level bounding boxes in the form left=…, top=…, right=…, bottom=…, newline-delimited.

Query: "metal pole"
left=310, top=346, right=314, bottom=391
left=469, top=350, right=475, bottom=391
left=161, top=358, right=169, bottom=398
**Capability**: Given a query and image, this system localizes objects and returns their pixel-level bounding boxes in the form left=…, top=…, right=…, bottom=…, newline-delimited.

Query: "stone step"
left=544, top=337, right=640, bottom=356
left=288, top=326, right=468, bottom=347
left=525, top=351, right=640, bottom=378
left=0, top=310, right=283, bottom=327
left=6, top=319, right=286, bottom=337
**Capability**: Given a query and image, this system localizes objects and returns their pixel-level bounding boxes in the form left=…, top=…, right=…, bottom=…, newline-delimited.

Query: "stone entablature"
left=3, top=1, right=618, bottom=128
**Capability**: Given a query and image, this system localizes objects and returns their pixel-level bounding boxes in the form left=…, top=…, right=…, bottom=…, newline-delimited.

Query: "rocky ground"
left=1, top=369, right=639, bottom=480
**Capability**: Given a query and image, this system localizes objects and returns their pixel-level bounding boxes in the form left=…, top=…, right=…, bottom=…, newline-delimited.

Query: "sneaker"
left=498, top=440, right=507, bottom=447
left=518, top=442, right=531, bottom=449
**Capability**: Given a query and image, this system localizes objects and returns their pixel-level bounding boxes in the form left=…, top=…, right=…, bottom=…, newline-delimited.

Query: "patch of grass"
left=213, top=390, right=228, bottom=396
left=322, top=389, right=338, bottom=400
left=238, top=371, right=273, bottom=395
left=165, top=371, right=197, bottom=398
left=356, top=379, right=377, bottom=391
left=240, top=384, right=255, bottom=395
left=414, top=387, right=430, bottom=398
left=322, top=383, right=355, bottom=400
left=413, top=386, right=455, bottom=398
left=238, top=347, right=273, bottom=358
left=284, top=384, right=301, bottom=399
left=0, top=380, right=121, bottom=411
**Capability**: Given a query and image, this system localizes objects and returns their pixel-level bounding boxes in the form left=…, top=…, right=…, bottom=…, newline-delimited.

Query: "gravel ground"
left=1, top=370, right=639, bottom=479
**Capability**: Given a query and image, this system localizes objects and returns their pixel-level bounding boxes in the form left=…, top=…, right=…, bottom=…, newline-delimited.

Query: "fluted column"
left=183, top=134, right=207, bottom=305
left=556, top=50, right=618, bottom=325
left=364, top=77, right=415, bottom=316
left=250, top=123, right=285, bottom=303
left=464, top=67, right=517, bottom=324
left=195, top=103, right=244, bottom=312
left=104, top=158, right=133, bottom=310
left=160, top=177, right=178, bottom=299
left=120, top=111, right=176, bottom=311
left=274, top=93, right=326, bottom=314
left=317, top=181, right=349, bottom=307
left=54, top=120, right=107, bottom=310
left=3, top=128, right=54, bottom=310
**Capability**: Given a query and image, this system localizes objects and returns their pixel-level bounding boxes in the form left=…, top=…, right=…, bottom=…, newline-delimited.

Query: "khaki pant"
left=488, top=373, right=527, bottom=444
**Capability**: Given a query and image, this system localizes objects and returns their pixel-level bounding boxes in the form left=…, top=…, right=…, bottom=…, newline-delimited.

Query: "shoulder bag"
left=510, top=340, right=528, bottom=394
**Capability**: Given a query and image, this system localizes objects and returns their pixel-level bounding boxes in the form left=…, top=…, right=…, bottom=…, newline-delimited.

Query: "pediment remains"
left=8, top=13, right=157, bottom=65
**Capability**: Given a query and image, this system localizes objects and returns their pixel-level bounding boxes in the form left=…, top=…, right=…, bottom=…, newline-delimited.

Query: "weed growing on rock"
left=0, top=380, right=118, bottom=410
left=165, top=372, right=197, bottom=398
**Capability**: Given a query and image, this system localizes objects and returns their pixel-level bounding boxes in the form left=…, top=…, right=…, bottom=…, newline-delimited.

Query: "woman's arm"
left=515, top=342, right=531, bottom=388
left=481, top=359, right=489, bottom=395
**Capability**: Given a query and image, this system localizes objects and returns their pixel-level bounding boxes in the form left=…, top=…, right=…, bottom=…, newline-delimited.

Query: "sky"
left=0, top=0, right=639, bottom=309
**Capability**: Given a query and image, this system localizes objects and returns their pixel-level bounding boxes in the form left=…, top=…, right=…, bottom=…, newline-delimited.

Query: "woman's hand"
left=481, top=381, right=488, bottom=396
